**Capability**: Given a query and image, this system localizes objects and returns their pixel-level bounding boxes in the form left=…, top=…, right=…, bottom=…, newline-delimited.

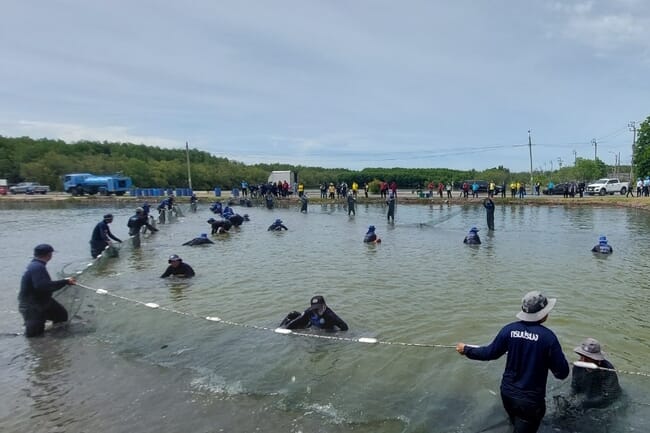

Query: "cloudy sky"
left=1, top=1, right=648, bottom=171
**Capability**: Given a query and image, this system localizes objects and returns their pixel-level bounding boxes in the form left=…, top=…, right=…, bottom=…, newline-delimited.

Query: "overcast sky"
left=1, top=1, right=648, bottom=171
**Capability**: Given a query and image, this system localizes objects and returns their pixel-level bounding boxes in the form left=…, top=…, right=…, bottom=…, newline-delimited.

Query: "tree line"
left=2, top=121, right=647, bottom=192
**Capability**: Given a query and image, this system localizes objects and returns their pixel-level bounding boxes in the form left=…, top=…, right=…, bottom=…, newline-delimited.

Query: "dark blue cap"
left=34, top=244, right=54, bottom=256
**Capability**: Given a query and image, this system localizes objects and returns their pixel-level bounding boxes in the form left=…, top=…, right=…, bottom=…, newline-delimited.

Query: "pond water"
left=0, top=201, right=649, bottom=433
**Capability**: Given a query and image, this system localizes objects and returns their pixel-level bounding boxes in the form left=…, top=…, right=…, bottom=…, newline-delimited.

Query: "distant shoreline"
left=1, top=190, right=650, bottom=212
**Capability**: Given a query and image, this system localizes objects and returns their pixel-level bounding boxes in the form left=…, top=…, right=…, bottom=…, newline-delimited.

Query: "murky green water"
left=1, top=201, right=649, bottom=432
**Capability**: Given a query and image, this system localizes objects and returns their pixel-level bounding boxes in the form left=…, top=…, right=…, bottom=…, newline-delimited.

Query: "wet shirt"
left=268, top=222, right=288, bottom=231
left=285, top=308, right=349, bottom=331
left=160, top=262, right=195, bottom=278
left=364, top=233, right=378, bottom=243
left=18, top=259, right=69, bottom=307
left=571, top=360, right=621, bottom=409
left=90, top=220, right=121, bottom=243
left=465, top=321, right=569, bottom=404
left=464, top=233, right=481, bottom=244
left=182, top=237, right=214, bottom=246
left=592, top=244, right=613, bottom=254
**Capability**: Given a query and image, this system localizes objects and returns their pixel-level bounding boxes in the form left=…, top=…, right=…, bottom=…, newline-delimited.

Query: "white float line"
left=573, top=361, right=650, bottom=378
left=73, top=282, right=458, bottom=349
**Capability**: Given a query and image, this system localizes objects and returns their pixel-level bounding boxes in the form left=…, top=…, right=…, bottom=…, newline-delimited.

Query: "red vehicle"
left=0, top=179, right=7, bottom=195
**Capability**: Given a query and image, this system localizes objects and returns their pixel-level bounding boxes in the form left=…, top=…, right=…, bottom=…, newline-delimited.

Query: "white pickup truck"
left=585, top=178, right=628, bottom=196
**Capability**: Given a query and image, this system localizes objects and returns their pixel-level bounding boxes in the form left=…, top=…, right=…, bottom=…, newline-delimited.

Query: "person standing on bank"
left=18, top=244, right=77, bottom=337
left=483, top=198, right=495, bottom=231
left=456, top=291, right=569, bottom=433
left=89, top=213, right=122, bottom=258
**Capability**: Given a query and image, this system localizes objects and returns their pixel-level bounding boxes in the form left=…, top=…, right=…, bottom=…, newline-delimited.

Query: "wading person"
left=182, top=233, right=214, bottom=246
left=18, top=244, right=77, bottom=337
left=128, top=207, right=158, bottom=248
left=89, top=213, right=122, bottom=258
left=483, top=198, right=495, bottom=231
left=280, top=295, right=348, bottom=331
left=347, top=191, right=356, bottom=216
left=591, top=235, right=613, bottom=254
left=463, top=226, right=481, bottom=245
left=267, top=219, right=288, bottom=231
left=456, top=291, right=569, bottom=433
left=160, top=254, right=195, bottom=278
left=300, top=193, right=309, bottom=213
left=386, top=191, right=396, bottom=223
left=571, top=338, right=622, bottom=409
left=363, top=225, right=381, bottom=243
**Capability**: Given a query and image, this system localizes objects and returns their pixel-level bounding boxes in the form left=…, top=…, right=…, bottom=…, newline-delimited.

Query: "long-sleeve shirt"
left=90, top=220, right=121, bottom=243
left=285, top=307, right=349, bottom=331
left=160, top=262, right=195, bottom=278
left=571, top=360, right=621, bottom=409
left=464, top=321, right=569, bottom=404
left=18, top=259, right=69, bottom=307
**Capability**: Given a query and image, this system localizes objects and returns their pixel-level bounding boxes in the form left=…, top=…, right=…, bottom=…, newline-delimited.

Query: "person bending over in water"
left=280, top=295, right=348, bottom=331
left=463, top=226, right=481, bottom=245
left=182, top=233, right=214, bottom=246
left=160, top=254, right=195, bottom=278
left=363, top=225, right=381, bottom=243
left=591, top=235, right=613, bottom=254
left=207, top=218, right=232, bottom=234
left=268, top=219, right=288, bottom=231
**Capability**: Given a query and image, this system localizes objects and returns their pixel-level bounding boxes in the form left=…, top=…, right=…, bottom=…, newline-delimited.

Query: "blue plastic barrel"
left=232, top=187, right=240, bottom=198
left=214, top=187, right=221, bottom=197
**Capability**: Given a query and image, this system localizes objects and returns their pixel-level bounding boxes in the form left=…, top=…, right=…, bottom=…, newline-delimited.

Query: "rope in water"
left=69, top=249, right=650, bottom=377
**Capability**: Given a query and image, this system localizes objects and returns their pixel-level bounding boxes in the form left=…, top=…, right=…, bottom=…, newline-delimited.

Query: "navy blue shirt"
left=465, top=321, right=569, bottom=404
left=285, top=308, right=348, bottom=331
left=18, top=259, right=69, bottom=307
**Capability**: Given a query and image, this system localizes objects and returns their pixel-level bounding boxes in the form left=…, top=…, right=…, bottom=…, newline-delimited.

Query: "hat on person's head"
left=103, top=213, right=114, bottom=220
left=34, top=244, right=55, bottom=256
left=136, top=207, right=144, bottom=213
left=200, top=233, right=208, bottom=238
left=308, top=295, right=326, bottom=310
left=599, top=235, right=608, bottom=244
left=469, top=226, right=479, bottom=233
left=367, top=225, right=376, bottom=232
left=168, top=254, right=182, bottom=263
left=516, top=290, right=557, bottom=322
left=207, top=218, right=216, bottom=223
left=574, top=337, right=606, bottom=361
left=275, top=219, right=282, bottom=224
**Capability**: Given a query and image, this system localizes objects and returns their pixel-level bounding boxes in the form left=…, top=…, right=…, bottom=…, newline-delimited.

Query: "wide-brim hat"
left=516, top=291, right=556, bottom=322
left=574, top=337, right=606, bottom=361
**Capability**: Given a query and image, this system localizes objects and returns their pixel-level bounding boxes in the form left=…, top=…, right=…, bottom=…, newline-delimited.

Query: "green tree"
left=633, top=116, right=650, bottom=178
left=573, top=158, right=607, bottom=182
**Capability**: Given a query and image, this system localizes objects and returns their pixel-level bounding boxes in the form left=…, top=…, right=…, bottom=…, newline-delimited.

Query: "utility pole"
left=573, top=149, right=577, bottom=165
left=629, top=121, right=637, bottom=179
left=185, top=141, right=193, bottom=190
left=592, top=138, right=598, bottom=160
left=528, top=130, right=533, bottom=192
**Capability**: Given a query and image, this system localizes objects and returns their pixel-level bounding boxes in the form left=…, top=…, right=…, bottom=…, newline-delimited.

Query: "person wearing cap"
left=127, top=207, right=158, bottom=248
left=160, top=254, right=195, bottom=278
left=268, top=219, right=288, bottom=231
left=89, top=214, right=122, bottom=258
left=483, top=198, right=495, bottom=231
left=463, top=227, right=481, bottom=244
left=591, top=236, right=613, bottom=254
left=571, top=338, right=621, bottom=409
left=281, top=295, right=348, bottom=331
left=18, top=244, right=77, bottom=337
left=363, top=225, right=381, bottom=243
left=182, top=233, right=214, bottom=246
left=207, top=218, right=232, bottom=234
left=456, top=291, right=569, bottom=433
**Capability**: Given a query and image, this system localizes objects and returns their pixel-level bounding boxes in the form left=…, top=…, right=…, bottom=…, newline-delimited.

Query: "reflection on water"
left=1, top=203, right=650, bottom=432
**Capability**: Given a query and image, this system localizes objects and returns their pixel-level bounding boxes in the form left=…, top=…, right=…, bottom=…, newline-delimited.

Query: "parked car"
left=9, top=182, right=50, bottom=194
left=543, top=183, right=570, bottom=195
left=0, top=179, right=7, bottom=195
left=585, top=178, right=627, bottom=196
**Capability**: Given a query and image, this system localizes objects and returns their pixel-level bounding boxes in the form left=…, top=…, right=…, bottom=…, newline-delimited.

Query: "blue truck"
left=64, top=173, right=133, bottom=196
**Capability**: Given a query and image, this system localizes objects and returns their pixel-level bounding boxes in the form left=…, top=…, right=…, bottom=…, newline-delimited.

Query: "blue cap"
left=275, top=219, right=282, bottom=224
left=368, top=225, right=375, bottom=232
left=200, top=233, right=208, bottom=238
left=599, top=235, right=607, bottom=244
left=470, top=226, right=479, bottom=232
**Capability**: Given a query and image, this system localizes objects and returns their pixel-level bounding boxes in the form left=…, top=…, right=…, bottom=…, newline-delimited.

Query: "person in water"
left=18, top=244, right=77, bottom=337
left=591, top=235, right=613, bottom=254
left=483, top=198, right=495, bottom=231
left=456, top=291, right=569, bottom=433
left=463, top=226, right=481, bottom=244
left=128, top=207, right=158, bottom=236
left=300, top=193, right=308, bottom=213
left=280, top=295, right=348, bottom=331
left=571, top=338, right=622, bottom=409
left=182, top=233, right=214, bottom=246
left=207, top=218, right=232, bottom=234
left=386, top=190, right=396, bottom=222
left=160, top=254, right=195, bottom=278
left=363, top=225, right=381, bottom=243
left=268, top=219, right=288, bottom=231
left=347, top=191, right=356, bottom=216
left=89, top=213, right=122, bottom=258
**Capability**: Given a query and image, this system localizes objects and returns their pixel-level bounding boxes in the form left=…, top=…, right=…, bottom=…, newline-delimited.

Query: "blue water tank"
left=232, top=187, right=240, bottom=198
left=214, top=187, right=221, bottom=197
